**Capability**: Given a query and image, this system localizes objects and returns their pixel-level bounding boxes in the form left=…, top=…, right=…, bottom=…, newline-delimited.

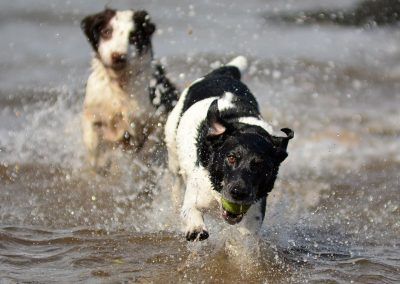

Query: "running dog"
left=165, top=56, right=293, bottom=241
left=81, top=8, right=178, bottom=169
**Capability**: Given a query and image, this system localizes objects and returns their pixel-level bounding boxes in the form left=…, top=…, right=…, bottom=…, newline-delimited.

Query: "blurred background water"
left=0, top=0, right=399, bottom=282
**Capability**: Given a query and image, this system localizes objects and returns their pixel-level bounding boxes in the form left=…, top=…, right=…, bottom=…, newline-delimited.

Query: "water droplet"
left=272, top=70, right=281, bottom=80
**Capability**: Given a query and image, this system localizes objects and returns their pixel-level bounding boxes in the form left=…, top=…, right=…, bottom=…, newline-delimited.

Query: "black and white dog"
left=165, top=56, right=293, bottom=241
left=81, top=8, right=178, bottom=169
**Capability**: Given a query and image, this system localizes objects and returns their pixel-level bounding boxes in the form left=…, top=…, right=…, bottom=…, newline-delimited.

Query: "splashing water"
left=1, top=0, right=399, bottom=282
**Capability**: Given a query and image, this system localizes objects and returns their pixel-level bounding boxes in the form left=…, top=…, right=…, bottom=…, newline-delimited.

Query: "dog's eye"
left=227, top=155, right=236, bottom=165
left=101, top=27, right=113, bottom=39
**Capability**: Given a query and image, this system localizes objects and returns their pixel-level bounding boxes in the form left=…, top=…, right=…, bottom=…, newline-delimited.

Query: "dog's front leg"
left=181, top=168, right=214, bottom=241
left=171, top=175, right=184, bottom=211
left=182, top=205, right=208, bottom=241
left=82, top=116, right=100, bottom=168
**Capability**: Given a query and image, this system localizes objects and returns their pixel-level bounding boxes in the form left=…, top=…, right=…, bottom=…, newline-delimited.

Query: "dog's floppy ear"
left=271, top=128, right=294, bottom=162
left=81, top=8, right=116, bottom=50
left=133, top=10, right=156, bottom=36
left=206, top=99, right=227, bottom=137
left=131, top=10, right=156, bottom=53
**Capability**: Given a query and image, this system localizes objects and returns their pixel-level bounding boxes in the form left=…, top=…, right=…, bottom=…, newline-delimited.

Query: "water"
left=1, top=0, right=399, bottom=282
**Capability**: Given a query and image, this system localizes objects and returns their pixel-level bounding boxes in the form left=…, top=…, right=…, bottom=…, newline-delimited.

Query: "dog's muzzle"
left=222, top=209, right=244, bottom=224
left=221, top=197, right=251, bottom=225
left=111, top=53, right=128, bottom=69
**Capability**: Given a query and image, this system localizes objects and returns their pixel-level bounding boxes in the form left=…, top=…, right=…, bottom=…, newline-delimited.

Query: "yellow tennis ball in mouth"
left=221, top=198, right=251, bottom=214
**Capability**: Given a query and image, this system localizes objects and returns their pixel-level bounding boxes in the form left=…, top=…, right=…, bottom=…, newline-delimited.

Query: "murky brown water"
left=1, top=0, right=400, bottom=283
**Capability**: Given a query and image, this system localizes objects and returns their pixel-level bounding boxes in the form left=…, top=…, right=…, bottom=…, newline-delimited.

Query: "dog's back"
left=173, top=56, right=250, bottom=119
left=165, top=56, right=253, bottom=175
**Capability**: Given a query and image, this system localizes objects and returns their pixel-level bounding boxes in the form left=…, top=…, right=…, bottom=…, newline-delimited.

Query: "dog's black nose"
left=111, top=53, right=127, bottom=65
left=230, top=187, right=249, bottom=201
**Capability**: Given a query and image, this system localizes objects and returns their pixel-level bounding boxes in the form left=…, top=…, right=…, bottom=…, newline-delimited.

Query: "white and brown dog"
left=81, top=8, right=178, bottom=169
left=165, top=56, right=293, bottom=241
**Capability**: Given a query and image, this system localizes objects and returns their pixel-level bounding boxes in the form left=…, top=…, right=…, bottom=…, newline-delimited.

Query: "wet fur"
left=165, top=56, right=293, bottom=241
left=81, top=8, right=178, bottom=169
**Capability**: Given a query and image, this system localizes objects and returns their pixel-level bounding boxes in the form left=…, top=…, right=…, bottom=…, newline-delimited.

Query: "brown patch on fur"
left=81, top=9, right=116, bottom=51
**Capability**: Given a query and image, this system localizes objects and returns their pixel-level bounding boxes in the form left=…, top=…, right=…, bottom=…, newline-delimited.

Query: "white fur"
left=218, top=92, right=235, bottom=111
left=164, top=88, right=188, bottom=174
left=165, top=77, right=204, bottom=173
left=98, top=11, right=135, bottom=67
left=176, top=97, right=217, bottom=177
left=164, top=80, right=205, bottom=208
left=226, top=55, right=248, bottom=73
left=238, top=116, right=273, bottom=134
left=181, top=167, right=216, bottom=234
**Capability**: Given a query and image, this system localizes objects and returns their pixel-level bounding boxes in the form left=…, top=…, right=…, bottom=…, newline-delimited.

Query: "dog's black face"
left=81, top=9, right=155, bottom=69
left=215, top=131, right=282, bottom=203
left=198, top=100, right=293, bottom=223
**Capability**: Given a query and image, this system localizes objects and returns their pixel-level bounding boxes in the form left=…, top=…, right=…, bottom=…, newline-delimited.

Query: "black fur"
left=182, top=66, right=259, bottom=117
left=208, top=65, right=242, bottom=80
left=189, top=65, right=294, bottom=206
left=148, top=64, right=179, bottom=112
left=131, top=10, right=156, bottom=55
left=81, top=8, right=116, bottom=51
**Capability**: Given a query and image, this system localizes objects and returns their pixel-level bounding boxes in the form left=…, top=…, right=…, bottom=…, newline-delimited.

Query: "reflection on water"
left=0, top=0, right=399, bottom=283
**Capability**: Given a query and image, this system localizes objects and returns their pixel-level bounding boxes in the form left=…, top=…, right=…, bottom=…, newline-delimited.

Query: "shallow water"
left=0, top=0, right=399, bottom=283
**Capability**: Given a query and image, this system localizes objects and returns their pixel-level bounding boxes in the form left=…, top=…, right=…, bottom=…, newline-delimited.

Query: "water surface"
left=0, top=0, right=399, bottom=282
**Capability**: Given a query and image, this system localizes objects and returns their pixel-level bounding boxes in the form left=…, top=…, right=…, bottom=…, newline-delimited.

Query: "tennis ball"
left=221, top=198, right=251, bottom=214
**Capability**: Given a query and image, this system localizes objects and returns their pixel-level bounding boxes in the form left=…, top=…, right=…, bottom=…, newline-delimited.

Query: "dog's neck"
left=91, top=51, right=154, bottom=111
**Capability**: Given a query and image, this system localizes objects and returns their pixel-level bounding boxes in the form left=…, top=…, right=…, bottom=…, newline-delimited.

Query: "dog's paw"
left=185, top=227, right=209, bottom=242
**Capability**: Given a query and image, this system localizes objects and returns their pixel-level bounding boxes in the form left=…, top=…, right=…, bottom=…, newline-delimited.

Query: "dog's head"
left=81, top=8, right=155, bottom=70
left=201, top=100, right=293, bottom=223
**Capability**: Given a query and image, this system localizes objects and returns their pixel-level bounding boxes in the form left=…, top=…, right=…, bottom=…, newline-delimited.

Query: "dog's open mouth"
left=222, top=209, right=244, bottom=224
left=221, top=198, right=251, bottom=225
